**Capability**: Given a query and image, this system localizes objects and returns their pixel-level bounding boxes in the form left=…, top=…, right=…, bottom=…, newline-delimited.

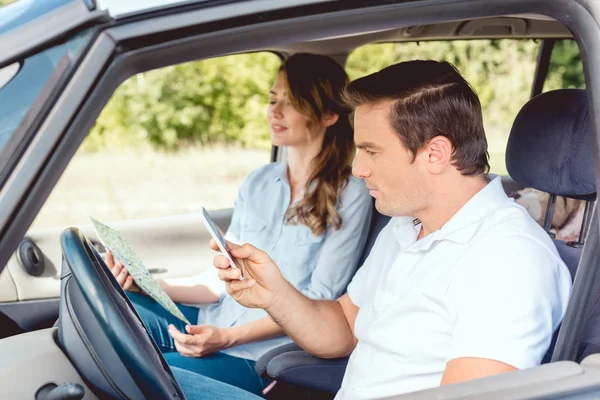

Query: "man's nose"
left=352, top=153, right=371, bottom=179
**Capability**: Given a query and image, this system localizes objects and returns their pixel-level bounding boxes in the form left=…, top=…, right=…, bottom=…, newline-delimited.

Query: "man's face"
left=352, top=103, right=428, bottom=217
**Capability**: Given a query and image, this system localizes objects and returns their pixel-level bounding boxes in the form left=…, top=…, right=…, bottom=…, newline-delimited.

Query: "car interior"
left=1, top=0, right=600, bottom=399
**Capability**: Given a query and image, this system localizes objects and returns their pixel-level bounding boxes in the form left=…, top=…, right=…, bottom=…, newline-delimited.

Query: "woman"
left=107, top=53, right=372, bottom=394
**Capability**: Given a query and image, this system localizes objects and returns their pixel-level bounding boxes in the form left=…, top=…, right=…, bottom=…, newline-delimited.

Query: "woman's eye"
left=269, top=100, right=276, bottom=105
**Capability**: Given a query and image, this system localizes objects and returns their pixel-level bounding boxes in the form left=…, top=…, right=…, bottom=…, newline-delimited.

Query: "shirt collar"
left=274, top=162, right=288, bottom=183
left=390, top=175, right=509, bottom=250
left=390, top=216, right=422, bottom=249
left=436, top=175, right=509, bottom=244
left=274, top=162, right=317, bottom=194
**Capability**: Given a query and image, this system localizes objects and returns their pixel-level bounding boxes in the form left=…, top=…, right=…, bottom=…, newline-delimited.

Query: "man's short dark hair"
left=342, top=60, right=489, bottom=176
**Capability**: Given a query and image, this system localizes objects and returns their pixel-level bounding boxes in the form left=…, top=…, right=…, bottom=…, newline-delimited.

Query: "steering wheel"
left=57, top=227, right=186, bottom=399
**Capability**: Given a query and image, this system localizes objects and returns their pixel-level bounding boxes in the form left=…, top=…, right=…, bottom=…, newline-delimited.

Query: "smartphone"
left=199, top=207, right=243, bottom=280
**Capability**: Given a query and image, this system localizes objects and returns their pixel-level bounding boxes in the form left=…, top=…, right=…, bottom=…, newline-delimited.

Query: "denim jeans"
left=172, top=367, right=261, bottom=400
left=128, top=292, right=268, bottom=395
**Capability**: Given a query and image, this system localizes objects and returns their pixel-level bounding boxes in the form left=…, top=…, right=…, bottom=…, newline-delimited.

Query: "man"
left=172, top=60, right=572, bottom=400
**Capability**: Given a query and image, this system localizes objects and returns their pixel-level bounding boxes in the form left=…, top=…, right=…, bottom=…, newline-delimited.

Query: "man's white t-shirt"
left=336, top=177, right=572, bottom=400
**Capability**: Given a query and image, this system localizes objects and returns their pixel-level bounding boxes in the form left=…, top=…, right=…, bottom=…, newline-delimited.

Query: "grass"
left=31, top=146, right=270, bottom=230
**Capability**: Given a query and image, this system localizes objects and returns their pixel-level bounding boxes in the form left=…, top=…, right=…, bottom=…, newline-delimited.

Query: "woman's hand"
left=105, top=251, right=142, bottom=293
left=168, top=324, right=234, bottom=357
left=211, top=239, right=290, bottom=310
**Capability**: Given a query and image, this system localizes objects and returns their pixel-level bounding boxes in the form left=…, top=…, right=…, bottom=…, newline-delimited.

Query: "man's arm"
left=213, top=241, right=359, bottom=359
left=267, top=291, right=358, bottom=358
left=441, top=358, right=516, bottom=385
left=443, top=236, right=571, bottom=385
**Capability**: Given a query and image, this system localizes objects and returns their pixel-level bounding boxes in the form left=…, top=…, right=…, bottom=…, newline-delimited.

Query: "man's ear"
left=321, top=112, right=339, bottom=128
left=425, top=136, right=453, bottom=174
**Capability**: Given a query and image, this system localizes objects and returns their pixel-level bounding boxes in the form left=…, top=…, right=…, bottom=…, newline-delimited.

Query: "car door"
left=0, top=27, right=276, bottom=338
left=0, top=0, right=300, bottom=337
left=0, top=0, right=114, bottom=335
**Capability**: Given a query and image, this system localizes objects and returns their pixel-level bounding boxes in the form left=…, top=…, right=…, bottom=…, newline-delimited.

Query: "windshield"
left=0, top=0, right=18, bottom=8
left=0, top=30, right=90, bottom=164
left=0, top=0, right=74, bottom=35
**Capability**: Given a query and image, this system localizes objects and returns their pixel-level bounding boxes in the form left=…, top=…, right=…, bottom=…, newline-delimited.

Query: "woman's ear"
left=321, top=112, right=339, bottom=128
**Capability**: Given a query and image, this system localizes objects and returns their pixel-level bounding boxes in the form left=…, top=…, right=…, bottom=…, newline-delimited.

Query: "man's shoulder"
left=457, top=201, right=569, bottom=282
left=476, top=200, right=557, bottom=249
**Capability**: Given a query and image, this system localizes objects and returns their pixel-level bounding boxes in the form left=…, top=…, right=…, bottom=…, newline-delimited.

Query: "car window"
left=543, top=40, right=585, bottom=92
left=30, top=52, right=280, bottom=230
left=0, top=0, right=74, bottom=35
left=0, top=0, right=19, bottom=10
left=0, top=29, right=91, bottom=159
left=347, top=39, right=559, bottom=175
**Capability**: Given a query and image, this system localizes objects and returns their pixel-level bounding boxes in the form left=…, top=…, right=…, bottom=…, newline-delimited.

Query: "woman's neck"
left=286, top=142, right=322, bottom=202
left=287, top=131, right=324, bottom=185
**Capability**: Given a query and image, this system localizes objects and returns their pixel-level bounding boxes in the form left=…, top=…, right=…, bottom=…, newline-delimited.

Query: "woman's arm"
left=227, top=314, right=284, bottom=346
left=158, top=277, right=220, bottom=304
left=107, top=251, right=221, bottom=304
left=168, top=314, right=285, bottom=358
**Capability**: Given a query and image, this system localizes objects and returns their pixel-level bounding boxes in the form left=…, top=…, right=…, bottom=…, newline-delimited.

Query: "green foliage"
left=87, top=39, right=584, bottom=153
left=347, top=40, right=540, bottom=140
left=545, top=40, right=585, bottom=91
left=87, top=53, right=281, bottom=151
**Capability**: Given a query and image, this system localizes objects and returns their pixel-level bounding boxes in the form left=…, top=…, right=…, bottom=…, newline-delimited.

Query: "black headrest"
left=506, top=89, right=596, bottom=201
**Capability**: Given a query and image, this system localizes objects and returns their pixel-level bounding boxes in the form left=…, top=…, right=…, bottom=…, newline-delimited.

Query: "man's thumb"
left=231, top=243, right=262, bottom=262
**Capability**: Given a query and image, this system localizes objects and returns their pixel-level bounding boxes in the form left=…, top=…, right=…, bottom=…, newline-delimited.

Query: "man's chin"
left=375, top=200, right=411, bottom=218
left=374, top=200, right=394, bottom=217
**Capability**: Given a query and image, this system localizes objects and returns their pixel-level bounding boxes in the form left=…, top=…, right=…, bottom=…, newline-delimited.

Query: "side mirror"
left=0, top=61, right=22, bottom=92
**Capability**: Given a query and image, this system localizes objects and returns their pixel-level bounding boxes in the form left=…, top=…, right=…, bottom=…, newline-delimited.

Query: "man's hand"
left=105, top=251, right=142, bottom=293
left=168, top=324, right=234, bottom=357
left=211, top=239, right=290, bottom=310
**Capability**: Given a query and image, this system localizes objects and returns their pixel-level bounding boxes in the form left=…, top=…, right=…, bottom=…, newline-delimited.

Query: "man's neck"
left=416, top=174, right=488, bottom=239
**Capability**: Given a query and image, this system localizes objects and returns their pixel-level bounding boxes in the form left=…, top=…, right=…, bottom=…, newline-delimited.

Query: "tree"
left=86, top=39, right=585, bottom=153
left=87, top=53, right=281, bottom=151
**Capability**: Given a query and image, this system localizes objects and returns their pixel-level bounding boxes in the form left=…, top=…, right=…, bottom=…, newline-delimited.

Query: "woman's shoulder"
left=344, top=174, right=369, bottom=196
left=241, top=162, right=285, bottom=186
left=339, top=174, right=371, bottom=205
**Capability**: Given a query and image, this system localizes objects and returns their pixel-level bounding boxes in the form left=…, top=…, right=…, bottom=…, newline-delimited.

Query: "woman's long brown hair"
left=281, top=53, right=355, bottom=236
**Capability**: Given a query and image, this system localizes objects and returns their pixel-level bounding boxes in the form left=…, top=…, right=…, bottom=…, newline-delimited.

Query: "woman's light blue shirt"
left=198, top=162, right=372, bottom=360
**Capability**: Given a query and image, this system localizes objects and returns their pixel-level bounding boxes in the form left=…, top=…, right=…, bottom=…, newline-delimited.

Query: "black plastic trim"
left=0, top=298, right=59, bottom=331
left=531, top=38, right=556, bottom=98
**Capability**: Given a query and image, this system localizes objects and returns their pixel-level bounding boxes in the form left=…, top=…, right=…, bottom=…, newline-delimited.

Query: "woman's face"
left=267, top=71, right=316, bottom=148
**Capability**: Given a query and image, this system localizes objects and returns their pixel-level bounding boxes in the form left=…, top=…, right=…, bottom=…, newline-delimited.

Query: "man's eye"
left=364, top=149, right=375, bottom=156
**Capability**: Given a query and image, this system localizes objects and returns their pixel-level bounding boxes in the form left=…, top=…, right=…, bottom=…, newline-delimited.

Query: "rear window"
left=347, top=39, right=583, bottom=175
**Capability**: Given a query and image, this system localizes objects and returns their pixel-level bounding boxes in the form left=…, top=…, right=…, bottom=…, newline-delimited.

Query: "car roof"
left=272, top=14, right=570, bottom=58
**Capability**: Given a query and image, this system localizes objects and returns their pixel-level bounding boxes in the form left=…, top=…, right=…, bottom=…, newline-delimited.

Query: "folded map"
left=90, top=217, right=191, bottom=325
